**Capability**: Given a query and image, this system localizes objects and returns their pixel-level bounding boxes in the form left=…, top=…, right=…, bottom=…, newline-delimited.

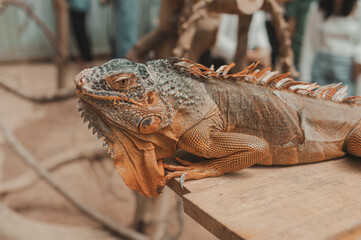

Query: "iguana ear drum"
left=138, top=116, right=162, bottom=134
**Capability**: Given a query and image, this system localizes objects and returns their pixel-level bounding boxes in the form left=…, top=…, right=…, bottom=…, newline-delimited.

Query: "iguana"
left=75, top=58, right=361, bottom=197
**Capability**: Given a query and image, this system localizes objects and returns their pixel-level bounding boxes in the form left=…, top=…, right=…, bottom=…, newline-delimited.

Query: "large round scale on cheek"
left=138, top=116, right=162, bottom=134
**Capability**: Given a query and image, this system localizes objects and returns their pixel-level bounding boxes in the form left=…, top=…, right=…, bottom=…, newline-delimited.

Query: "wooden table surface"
left=167, top=156, right=361, bottom=240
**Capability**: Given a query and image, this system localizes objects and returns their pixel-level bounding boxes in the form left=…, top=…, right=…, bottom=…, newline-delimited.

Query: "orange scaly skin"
left=75, top=58, right=361, bottom=197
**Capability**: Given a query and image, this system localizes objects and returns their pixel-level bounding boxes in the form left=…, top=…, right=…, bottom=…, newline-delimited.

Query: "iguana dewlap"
left=75, top=58, right=361, bottom=197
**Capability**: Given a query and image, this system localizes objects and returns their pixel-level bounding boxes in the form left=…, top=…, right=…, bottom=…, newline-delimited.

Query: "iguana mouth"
left=76, top=89, right=144, bottom=107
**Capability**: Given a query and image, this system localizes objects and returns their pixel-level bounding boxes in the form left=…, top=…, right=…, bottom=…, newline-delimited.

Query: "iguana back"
left=202, top=78, right=361, bottom=165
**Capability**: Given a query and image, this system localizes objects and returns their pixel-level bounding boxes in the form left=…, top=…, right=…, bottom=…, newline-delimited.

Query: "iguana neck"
left=146, top=59, right=220, bottom=138
left=147, top=59, right=207, bottom=110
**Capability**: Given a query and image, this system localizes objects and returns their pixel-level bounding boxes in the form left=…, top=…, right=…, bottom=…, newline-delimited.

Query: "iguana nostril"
left=75, top=76, right=85, bottom=88
left=146, top=91, right=157, bottom=106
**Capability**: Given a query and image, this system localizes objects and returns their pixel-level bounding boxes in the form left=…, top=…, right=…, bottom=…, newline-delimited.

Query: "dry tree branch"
left=132, top=189, right=171, bottom=240
left=167, top=196, right=184, bottom=240
left=0, top=76, right=76, bottom=103
left=263, top=0, right=297, bottom=76
left=153, top=188, right=171, bottom=240
left=126, top=16, right=178, bottom=62
left=0, top=0, right=59, bottom=56
left=173, top=0, right=214, bottom=58
left=0, top=114, right=149, bottom=240
left=232, top=14, right=253, bottom=72
left=17, top=8, right=31, bottom=34
left=51, top=0, right=69, bottom=89
left=0, top=202, right=121, bottom=240
left=0, top=0, right=70, bottom=89
left=126, top=28, right=169, bottom=63
left=0, top=143, right=107, bottom=196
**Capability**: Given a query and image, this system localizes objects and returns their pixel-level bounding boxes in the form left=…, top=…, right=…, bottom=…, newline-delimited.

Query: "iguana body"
left=75, top=58, right=361, bottom=197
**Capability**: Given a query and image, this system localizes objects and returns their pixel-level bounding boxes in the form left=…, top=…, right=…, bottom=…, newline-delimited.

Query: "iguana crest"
left=175, top=58, right=361, bottom=105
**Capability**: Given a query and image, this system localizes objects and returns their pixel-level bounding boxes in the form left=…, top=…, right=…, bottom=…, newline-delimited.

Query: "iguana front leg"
left=157, top=121, right=272, bottom=191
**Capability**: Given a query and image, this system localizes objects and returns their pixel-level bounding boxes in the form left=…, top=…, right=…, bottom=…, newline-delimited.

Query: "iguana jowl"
left=75, top=58, right=361, bottom=197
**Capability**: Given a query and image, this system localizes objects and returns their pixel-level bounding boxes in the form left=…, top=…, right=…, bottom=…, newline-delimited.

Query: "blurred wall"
left=0, top=0, right=111, bottom=61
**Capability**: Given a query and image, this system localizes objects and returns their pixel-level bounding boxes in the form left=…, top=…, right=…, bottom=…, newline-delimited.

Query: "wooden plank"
left=167, top=157, right=361, bottom=240
left=334, top=223, right=361, bottom=240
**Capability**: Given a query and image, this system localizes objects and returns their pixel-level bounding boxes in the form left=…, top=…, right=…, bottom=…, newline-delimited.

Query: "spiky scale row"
left=344, top=96, right=361, bottom=104
left=177, top=58, right=361, bottom=105
left=77, top=100, right=110, bottom=150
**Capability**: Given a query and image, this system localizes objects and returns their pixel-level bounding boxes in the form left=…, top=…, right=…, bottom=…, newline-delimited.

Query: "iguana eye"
left=115, top=76, right=129, bottom=86
left=106, top=73, right=136, bottom=90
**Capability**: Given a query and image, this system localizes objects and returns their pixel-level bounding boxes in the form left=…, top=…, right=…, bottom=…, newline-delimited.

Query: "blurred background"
left=0, top=0, right=360, bottom=239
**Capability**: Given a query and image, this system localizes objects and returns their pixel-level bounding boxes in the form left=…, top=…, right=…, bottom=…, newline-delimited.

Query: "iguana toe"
left=174, top=157, right=193, bottom=166
left=163, top=163, right=190, bottom=171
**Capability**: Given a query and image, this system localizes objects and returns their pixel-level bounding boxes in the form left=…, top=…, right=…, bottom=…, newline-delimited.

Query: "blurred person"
left=138, top=0, right=161, bottom=37
left=69, top=0, right=93, bottom=68
left=113, top=0, right=139, bottom=58
left=103, top=0, right=160, bottom=59
left=300, top=0, right=361, bottom=96
left=285, top=0, right=317, bottom=70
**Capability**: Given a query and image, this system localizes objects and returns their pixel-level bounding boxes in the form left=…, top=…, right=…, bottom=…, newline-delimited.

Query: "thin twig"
left=0, top=143, right=107, bottom=196
left=0, top=114, right=149, bottom=240
left=0, top=76, right=76, bottom=103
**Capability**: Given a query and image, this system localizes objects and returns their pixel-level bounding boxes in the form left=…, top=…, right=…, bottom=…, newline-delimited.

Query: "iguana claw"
left=180, top=173, right=186, bottom=189
left=158, top=160, right=222, bottom=192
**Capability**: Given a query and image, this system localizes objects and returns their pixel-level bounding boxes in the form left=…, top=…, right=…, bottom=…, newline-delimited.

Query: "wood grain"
left=167, top=157, right=361, bottom=240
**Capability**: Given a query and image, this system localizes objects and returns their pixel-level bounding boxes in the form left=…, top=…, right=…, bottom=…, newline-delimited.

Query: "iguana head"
left=75, top=58, right=172, bottom=136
